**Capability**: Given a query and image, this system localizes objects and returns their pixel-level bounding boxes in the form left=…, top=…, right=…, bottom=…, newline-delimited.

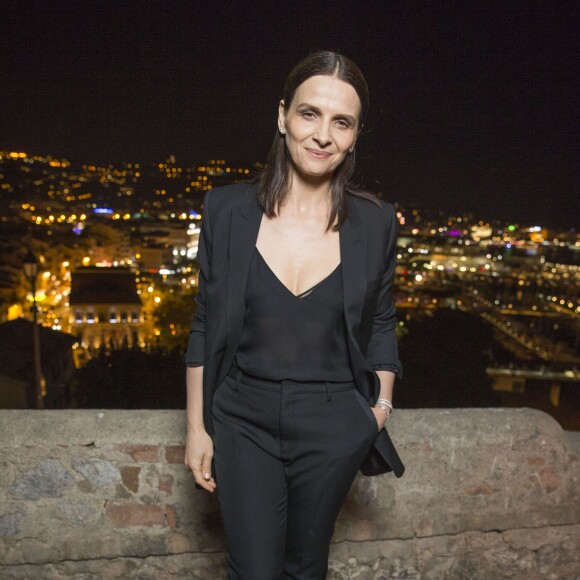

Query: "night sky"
left=1, top=2, right=577, bottom=228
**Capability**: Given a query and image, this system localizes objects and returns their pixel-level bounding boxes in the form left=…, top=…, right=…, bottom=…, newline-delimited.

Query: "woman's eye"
left=301, top=111, right=315, bottom=119
left=335, top=120, right=351, bottom=129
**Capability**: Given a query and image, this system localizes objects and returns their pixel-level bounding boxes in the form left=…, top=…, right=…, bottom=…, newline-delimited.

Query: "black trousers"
left=212, top=363, right=379, bottom=580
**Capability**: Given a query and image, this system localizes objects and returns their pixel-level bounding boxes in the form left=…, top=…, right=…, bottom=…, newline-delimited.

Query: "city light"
left=1, top=147, right=577, bottom=407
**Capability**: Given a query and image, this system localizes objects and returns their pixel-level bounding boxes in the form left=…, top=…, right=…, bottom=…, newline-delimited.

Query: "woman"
left=184, top=50, right=404, bottom=579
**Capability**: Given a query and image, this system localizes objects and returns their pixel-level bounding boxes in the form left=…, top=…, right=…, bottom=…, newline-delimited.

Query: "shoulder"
left=203, top=182, right=258, bottom=215
left=346, top=193, right=397, bottom=228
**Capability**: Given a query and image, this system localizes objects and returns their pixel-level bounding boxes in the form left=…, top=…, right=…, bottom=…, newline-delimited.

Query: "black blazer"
left=186, top=182, right=404, bottom=478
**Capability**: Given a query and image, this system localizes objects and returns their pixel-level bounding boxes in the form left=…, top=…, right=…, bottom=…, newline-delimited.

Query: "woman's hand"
left=184, top=428, right=217, bottom=492
left=370, top=406, right=389, bottom=432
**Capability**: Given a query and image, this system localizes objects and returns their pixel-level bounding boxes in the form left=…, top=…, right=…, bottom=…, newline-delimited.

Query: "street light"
left=22, top=250, right=45, bottom=409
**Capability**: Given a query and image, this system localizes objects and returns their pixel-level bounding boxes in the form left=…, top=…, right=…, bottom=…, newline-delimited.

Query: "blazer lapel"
left=340, top=195, right=367, bottom=337
left=341, top=196, right=379, bottom=398
left=225, top=185, right=263, bottom=357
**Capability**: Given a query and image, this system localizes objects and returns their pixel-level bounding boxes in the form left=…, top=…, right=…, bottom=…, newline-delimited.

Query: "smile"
left=305, top=148, right=332, bottom=159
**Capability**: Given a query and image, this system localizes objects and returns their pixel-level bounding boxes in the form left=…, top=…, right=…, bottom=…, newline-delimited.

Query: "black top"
left=235, top=246, right=355, bottom=382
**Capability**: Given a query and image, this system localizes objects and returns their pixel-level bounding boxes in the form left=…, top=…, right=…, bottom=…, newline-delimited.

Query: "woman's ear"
left=278, top=100, right=286, bottom=133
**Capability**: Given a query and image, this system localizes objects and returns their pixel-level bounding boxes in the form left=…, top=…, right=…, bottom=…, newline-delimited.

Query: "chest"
left=255, top=213, right=341, bottom=297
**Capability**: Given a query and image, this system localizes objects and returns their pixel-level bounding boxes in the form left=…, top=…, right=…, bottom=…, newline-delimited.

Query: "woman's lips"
left=305, top=148, right=331, bottom=159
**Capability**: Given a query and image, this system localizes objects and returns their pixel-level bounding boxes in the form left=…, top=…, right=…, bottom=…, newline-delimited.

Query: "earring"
left=279, top=127, right=286, bottom=135
left=349, top=145, right=354, bottom=153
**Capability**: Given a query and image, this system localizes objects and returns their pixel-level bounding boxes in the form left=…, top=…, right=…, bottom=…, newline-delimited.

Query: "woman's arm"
left=185, top=365, right=216, bottom=492
left=375, top=369, right=395, bottom=402
left=365, top=202, right=402, bottom=380
left=367, top=202, right=401, bottom=429
left=184, top=190, right=216, bottom=492
left=185, top=189, right=213, bottom=365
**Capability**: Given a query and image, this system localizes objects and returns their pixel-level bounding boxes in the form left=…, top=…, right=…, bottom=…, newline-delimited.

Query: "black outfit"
left=186, top=183, right=405, bottom=579
left=212, top=246, right=378, bottom=579
left=213, top=362, right=378, bottom=579
left=235, top=246, right=354, bottom=382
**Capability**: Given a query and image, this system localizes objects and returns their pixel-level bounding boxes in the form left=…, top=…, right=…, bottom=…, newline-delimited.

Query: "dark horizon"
left=1, top=2, right=577, bottom=228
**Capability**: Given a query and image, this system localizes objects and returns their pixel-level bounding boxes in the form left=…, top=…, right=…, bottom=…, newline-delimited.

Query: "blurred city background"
left=1, top=3, right=578, bottom=431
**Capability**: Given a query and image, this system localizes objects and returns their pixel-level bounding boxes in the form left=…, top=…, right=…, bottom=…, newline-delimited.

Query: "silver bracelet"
left=372, top=404, right=391, bottom=429
left=375, top=398, right=393, bottom=412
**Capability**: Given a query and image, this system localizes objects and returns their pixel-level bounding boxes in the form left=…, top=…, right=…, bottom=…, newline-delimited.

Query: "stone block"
left=114, top=444, right=160, bottom=463
left=7, top=458, right=74, bottom=500
left=165, top=503, right=178, bottom=528
left=0, top=512, right=24, bottom=537
left=164, top=445, right=186, bottom=464
left=56, top=500, right=102, bottom=526
left=120, top=465, right=141, bottom=493
left=105, top=501, right=165, bottom=527
left=166, top=531, right=191, bottom=553
left=159, top=473, right=174, bottom=494
left=71, top=456, right=121, bottom=487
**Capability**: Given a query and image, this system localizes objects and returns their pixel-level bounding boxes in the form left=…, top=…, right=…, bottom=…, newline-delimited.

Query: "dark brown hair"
left=257, top=50, right=381, bottom=232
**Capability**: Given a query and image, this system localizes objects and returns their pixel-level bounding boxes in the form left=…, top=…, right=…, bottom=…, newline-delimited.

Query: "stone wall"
left=0, top=408, right=578, bottom=579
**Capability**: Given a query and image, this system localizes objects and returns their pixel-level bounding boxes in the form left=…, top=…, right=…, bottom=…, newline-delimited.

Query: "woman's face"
left=278, top=75, right=361, bottom=181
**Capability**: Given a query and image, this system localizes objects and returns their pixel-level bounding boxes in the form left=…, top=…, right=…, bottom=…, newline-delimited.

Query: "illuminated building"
left=69, top=267, right=143, bottom=350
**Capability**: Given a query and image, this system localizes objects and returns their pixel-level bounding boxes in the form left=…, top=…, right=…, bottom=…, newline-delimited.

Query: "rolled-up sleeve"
left=365, top=203, right=403, bottom=380
left=185, top=189, right=213, bottom=366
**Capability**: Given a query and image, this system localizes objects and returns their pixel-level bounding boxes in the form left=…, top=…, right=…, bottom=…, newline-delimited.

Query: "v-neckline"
left=254, top=246, right=341, bottom=299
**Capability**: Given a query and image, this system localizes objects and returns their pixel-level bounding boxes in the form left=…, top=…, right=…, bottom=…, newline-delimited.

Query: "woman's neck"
left=283, top=171, right=333, bottom=217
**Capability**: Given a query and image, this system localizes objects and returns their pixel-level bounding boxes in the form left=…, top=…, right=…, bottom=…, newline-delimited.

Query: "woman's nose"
left=313, top=121, right=332, bottom=146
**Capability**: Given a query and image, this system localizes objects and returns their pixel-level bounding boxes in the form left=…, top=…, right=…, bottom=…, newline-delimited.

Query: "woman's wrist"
left=374, top=398, right=393, bottom=413
left=372, top=400, right=393, bottom=429
left=186, top=419, right=206, bottom=434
